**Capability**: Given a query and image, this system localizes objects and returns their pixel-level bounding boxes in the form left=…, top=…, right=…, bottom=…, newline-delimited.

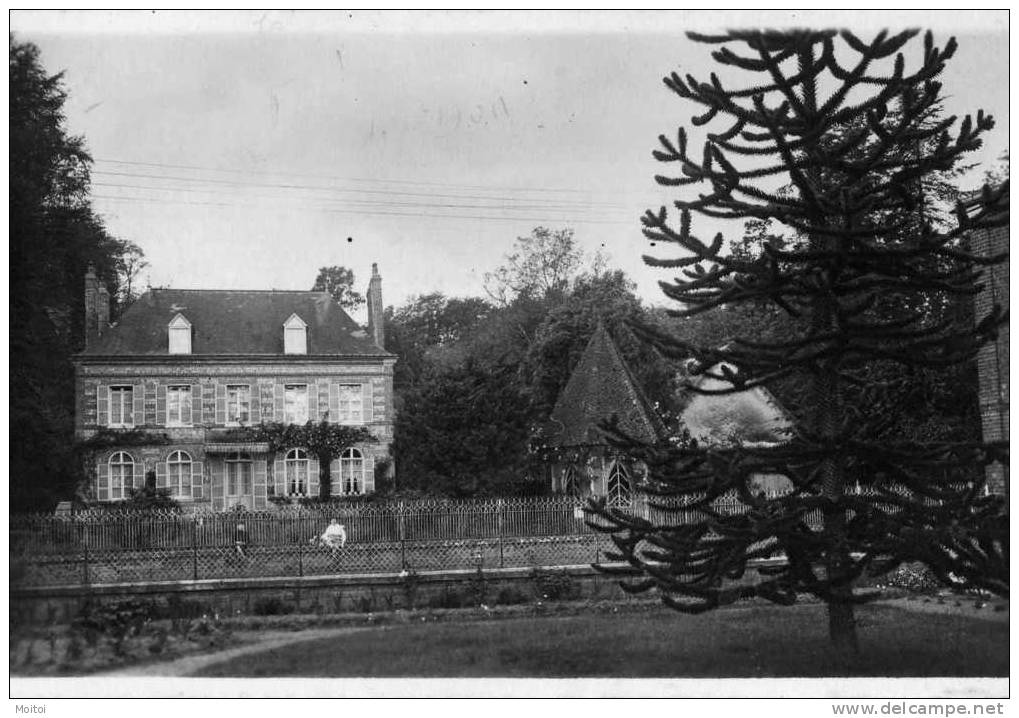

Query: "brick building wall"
left=969, top=223, right=1009, bottom=494
left=75, top=359, right=396, bottom=508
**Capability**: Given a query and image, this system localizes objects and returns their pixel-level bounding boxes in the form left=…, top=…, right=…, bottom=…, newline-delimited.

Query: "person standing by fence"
left=234, top=519, right=248, bottom=558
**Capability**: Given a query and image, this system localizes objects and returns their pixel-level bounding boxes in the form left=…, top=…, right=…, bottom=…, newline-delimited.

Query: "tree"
left=524, top=270, right=681, bottom=424
left=392, top=359, right=536, bottom=497
left=484, top=227, right=585, bottom=305
left=312, top=265, right=365, bottom=309
left=589, top=29, right=1008, bottom=658
left=10, top=36, right=145, bottom=511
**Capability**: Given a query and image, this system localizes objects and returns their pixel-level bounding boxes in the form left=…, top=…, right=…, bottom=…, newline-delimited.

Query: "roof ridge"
left=149, top=288, right=330, bottom=294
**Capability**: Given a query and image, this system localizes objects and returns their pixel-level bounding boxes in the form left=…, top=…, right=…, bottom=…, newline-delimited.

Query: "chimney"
left=84, top=264, right=99, bottom=349
left=97, top=284, right=111, bottom=336
left=366, top=262, right=384, bottom=350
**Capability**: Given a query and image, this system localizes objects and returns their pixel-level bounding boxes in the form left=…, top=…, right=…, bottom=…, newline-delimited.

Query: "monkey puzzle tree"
left=589, top=29, right=1008, bottom=655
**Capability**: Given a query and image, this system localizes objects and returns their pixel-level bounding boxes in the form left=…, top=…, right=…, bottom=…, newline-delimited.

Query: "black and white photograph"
left=8, top=8, right=1009, bottom=706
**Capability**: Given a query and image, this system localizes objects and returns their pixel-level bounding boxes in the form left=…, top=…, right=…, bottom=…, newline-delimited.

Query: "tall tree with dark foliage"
left=10, top=36, right=143, bottom=510
left=589, top=29, right=1008, bottom=656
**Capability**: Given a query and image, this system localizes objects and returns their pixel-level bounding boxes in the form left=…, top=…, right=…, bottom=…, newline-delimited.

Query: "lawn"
left=194, top=602, right=1008, bottom=678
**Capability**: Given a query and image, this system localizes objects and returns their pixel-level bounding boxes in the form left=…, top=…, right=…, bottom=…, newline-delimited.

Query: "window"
left=338, top=384, right=362, bottom=423
left=167, top=450, right=193, bottom=498
left=109, top=386, right=134, bottom=427
left=340, top=448, right=364, bottom=495
left=226, top=385, right=251, bottom=424
left=562, top=465, right=580, bottom=497
left=225, top=452, right=252, bottom=497
left=285, top=384, right=308, bottom=424
left=285, top=448, right=309, bottom=497
left=109, top=451, right=135, bottom=500
left=168, top=314, right=191, bottom=354
left=284, top=314, right=307, bottom=355
left=166, top=385, right=192, bottom=425
left=606, top=461, right=632, bottom=508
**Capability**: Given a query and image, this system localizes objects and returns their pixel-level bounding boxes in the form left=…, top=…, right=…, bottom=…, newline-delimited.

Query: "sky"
left=11, top=10, right=1010, bottom=323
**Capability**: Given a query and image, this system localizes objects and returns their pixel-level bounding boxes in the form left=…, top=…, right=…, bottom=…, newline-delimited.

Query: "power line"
left=90, top=181, right=636, bottom=219
left=90, top=169, right=636, bottom=210
left=91, top=193, right=637, bottom=226
left=92, top=157, right=632, bottom=198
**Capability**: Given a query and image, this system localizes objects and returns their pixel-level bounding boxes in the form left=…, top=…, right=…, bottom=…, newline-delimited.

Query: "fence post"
left=399, top=501, right=406, bottom=569
left=191, top=518, right=199, bottom=581
left=497, top=498, right=504, bottom=568
left=82, top=541, right=90, bottom=586
left=298, top=539, right=304, bottom=577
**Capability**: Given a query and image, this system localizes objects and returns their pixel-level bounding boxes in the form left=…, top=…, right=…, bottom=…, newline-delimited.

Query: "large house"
left=73, top=264, right=396, bottom=510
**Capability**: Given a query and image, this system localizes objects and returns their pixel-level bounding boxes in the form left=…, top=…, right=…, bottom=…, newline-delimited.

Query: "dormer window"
left=284, top=313, right=307, bottom=355
left=168, top=314, right=191, bottom=355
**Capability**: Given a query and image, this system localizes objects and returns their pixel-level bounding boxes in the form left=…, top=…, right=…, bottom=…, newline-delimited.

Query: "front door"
left=224, top=452, right=254, bottom=510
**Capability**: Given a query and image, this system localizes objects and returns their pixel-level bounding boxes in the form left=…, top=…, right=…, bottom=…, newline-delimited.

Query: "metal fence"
left=10, top=493, right=819, bottom=588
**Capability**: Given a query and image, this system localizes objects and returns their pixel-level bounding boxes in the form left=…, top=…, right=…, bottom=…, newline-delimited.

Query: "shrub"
left=531, top=569, right=581, bottom=601
left=252, top=597, right=295, bottom=616
left=881, top=563, right=941, bottom=594
left=494, top=586, right=530, bottom=606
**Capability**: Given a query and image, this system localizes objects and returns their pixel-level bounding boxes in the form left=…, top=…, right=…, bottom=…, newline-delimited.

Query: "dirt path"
left=881, top=596, right=1008, bottom=622
left=98, top=626, right=384, bottom=677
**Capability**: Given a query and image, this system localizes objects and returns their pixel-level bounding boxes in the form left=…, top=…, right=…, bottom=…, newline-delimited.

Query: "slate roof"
left=79, top=289, right=391, bottom=357
left=544, top=322, right=666, bottom=448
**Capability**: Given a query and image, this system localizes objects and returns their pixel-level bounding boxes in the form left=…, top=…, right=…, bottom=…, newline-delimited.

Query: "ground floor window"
left=167, top=450, right=193, bottom=498
left=340, top=448, right=363, bottom=495
left=109, top=451, right=135, bottom=500
left=606, top=460, right=632, bottom=507
left=285, top=448, right=309, bottom=497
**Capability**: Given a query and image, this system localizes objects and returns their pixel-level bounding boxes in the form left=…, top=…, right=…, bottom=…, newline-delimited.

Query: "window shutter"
left=273, top=459, right=286, bottom=496
left=132, top=385, right=145, bottom=427
left=308, top=384, right=318, bottom=423
left=192, top=461, right=204, bottom=499
left=156, top=459, right=167, bottom=489
left=328, top=459, right=340, bottom=498
left=361, top=382, right=373, bottom=424
left=190, top=384, right=201, bottom=424
left=251, top=386, right=261, bottom=424
left=215, top=383, right=227, bottom=425
left=308, top=457, right=320, bottom=498
left=364, top=454, right=375, bottom=494
left=132, top=461, right=144, bottom=493
left=210, top=460, right=223, bottom=511
left=97, top=461, right=110, bottom=501
left=253, top=459, right=267, bottom=509
left=157, top=384, right=167, bottom=425
left=97, top=386, right=109, bottom=427
left=328, top=383, right=340, bottom=423
left=275, top=383, right=285, bottom=422
left=145, top=382, right=157, bottom=425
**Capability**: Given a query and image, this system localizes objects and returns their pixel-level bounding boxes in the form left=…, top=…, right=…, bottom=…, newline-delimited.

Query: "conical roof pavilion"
left=545, top=322, right=666, bottom=448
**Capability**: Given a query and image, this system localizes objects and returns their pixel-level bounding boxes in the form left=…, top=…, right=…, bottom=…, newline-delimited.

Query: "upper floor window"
left=284, top=384, right=308, bottom=424
left=167, top=450, right=193, bottom=498
left=109, top=386, right=134, bottom=427
left=226, top=385, right=251, bottom=424
left=285, top=448, right=309, bottom=497
left=109, top=451, right=135, bottom=500
left=167, top=385, right=193, bottom=425
left=168, top=313, right=192, bottom=354
left=284, top=313, right=307, bottom=355
left=338, top=384, right=363, bottom=424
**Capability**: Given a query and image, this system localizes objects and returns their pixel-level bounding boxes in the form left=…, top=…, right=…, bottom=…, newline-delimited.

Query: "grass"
left=194, top=602, right=1008, bottom=678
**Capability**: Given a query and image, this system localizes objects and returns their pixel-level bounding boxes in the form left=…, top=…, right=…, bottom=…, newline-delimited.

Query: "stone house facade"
left=967, top=193, right=1009, bottom=495
left=73, top=264, right=396, bottom=511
